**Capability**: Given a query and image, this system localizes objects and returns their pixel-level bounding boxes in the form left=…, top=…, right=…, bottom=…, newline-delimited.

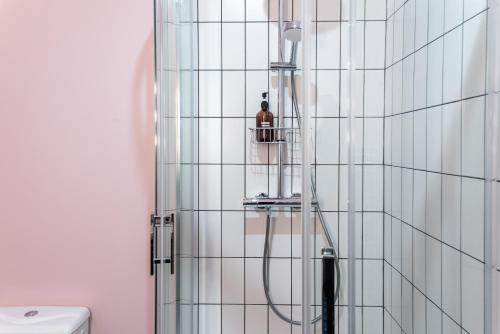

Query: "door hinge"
left=150, top=213, right=175, bottom=276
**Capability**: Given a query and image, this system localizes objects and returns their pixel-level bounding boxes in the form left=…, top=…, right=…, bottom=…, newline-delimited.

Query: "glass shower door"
left=153, top=0, right=195, bottom=333
left=300, top=0, right=359, bottom=332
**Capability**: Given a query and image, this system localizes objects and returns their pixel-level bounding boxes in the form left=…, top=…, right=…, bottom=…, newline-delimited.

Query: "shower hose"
left=262, top=71, right=341, bottom=326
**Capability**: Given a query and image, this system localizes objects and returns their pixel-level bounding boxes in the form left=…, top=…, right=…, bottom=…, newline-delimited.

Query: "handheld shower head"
left=283, top=21, right=302, bottom=42
left=283, top=21, right=302, bottom=65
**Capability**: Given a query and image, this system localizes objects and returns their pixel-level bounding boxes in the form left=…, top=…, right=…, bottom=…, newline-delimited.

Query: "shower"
left=257, top=12, right=341, bottom=327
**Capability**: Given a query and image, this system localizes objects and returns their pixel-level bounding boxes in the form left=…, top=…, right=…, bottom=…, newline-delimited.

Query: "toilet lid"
left=0, top=307, right=89, bottom=333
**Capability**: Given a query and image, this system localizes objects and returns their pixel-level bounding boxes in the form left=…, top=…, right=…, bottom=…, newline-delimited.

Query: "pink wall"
left=0, top=1, right=155, bottom=333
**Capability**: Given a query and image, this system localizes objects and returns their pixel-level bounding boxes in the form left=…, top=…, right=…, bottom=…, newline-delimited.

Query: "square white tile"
left=413, top=288, right=426, bottom=333
left=317, top=0, right=341, bottom=21
left=442, top=175, right=461, bottom=249
left=462, top=96, right=485, bottom=178
left=316, top=70, right=340, bottom=117
left=222, top=305, right=244, bottom=334
left=199, top=118, right=221, bottom=163
left=426, top=299, right=442, bottom=334
left=244, top=258, right=267, bottom=304
left=413, top=109, right=427, bottom=170
left=222, top=118, right=245, bottom=164
left=364, top=118, right=384, bottom=164
left=199, top=258, right=222, bottom=303
left=415, top=0, right=429, bottom=49
left=391, top=268, right=402, bottom=323
left=462, top=12, right=487, bottom=98
left=365, top=0, right=386, bottom=19
left=461, top=177, right=484, bottom=260
left=198, top=0, right=222, bottom=21
left=442, top=244, right=461, bottom=323
left=442, top=101, right=461, bottom=174
left=199, top=164, right=222, bottom=210
left=365, top=21, right=386, bottom=69
left=222, top=165, right=244, bottom=210
left=222, top=71, right=245, bottom=117
left=316, top=165, right=339, bottom=211
left=391, top=167, right=402, bottom=220
left=363, top=213, right=383, bottom=259
left=428, top=0, right=444, bottom=41
left=464, top=0, right=487, bottom=20
left=413, top=230, right=426, bottom=292
left=443, top=313, right=461, bottom=334
left=363, top=307, right=383, bottom=334
left=364, top=70, right=385, bottom=117
left=427, top=38, right=444, bottom=107
left=393, top=9, right=404, bottom=62
left=391, top=115, right=402, bottom=166
left=245, top=305, right=268, bottom=333
left=363, top=260, right=383, bottom=306
left=426, top=236, right=442, bottom=305
left=199, top=305, right=221, bottom=334
left=222, top=211, right=244, bottom=257
left=413, top=170, right=427, bottom=231
left=402, top=113, right=414, bottom=168
left=402, top=169, right=413, bottom=226
left=222, top=258, right=244, bottom=303
left=364, top=165, right=384, bottom=211
left=317, top=22, right=341, bottom=69
left=414, top=47, right=428, bottom=110
left=222, top=0, right=245, bottom=21
left=199, top=71, right=222, bottom=117
left=426, top=172, right=442, bottom=239
left=426, top=107, right=442, bottom=172
left=402, top=55, right=415, bottom=113
left=245, top=0, right=268, bottom=21
left=199, top=23, right=222, bottom=69
left=402, top=223, right=413, bottom=279
left=403, top=0, right=416, bottom=57
left=461, top=255, right=484, bottom=334
left=316, top=118, right=340, bottom=164
left=222, top=23, right=245, bottom=69
left=199, top=211, right=222, bottom=257
left=246, top=23, right=268, bottom=70
left=393, top=61, right=403, bottom=117
left=402, top=278, right=413, bottom=333
left=443, top=26, right=463, bottom=103
left=386, top=17, right=394, bottom=67
left=444, top=0, right=463, bottom=32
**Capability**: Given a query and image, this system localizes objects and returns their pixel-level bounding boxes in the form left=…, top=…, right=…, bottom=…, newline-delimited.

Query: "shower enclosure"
left=152, top=0, right=500, bottom=333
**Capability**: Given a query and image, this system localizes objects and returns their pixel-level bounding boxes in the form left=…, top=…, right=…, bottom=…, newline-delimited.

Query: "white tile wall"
left=384, top=1, right=491, bottom=333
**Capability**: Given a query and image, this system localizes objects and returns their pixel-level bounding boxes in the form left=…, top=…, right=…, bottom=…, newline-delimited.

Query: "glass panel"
left=154, top=0, right=195, bottom=333
left=302, top=0, right=359, bottom=333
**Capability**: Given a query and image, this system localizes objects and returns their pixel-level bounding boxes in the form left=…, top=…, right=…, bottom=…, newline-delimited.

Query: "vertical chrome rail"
left=346, top=0, right=358, bottom=333
left=301, top=0, right=312, bottom=332
left=277, top=0, right=285, bottom=198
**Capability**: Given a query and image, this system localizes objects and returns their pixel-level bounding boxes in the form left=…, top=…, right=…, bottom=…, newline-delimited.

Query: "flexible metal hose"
left=262, top=71, right=341, bottom=325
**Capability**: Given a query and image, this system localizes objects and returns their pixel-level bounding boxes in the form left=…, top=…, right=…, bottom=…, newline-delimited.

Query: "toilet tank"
left=0, top=307, right=90, bottom=334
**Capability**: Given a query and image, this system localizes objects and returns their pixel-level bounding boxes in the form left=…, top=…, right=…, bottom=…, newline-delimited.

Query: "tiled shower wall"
left=383, top=0, right=490, bottom=333
left=193, top=0, right=386, bottom=333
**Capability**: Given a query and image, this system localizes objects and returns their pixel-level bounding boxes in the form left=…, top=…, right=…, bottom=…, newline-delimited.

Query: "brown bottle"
left=256, top=92, right=274, bottom=142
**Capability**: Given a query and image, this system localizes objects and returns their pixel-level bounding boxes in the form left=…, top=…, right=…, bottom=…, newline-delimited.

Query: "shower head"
left=283, top=21, right=302, bottom=66
left=283, top=21, right=302, bottom=42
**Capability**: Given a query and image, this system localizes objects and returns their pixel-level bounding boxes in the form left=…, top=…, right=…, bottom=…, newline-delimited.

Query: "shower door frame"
left=153, top=0, right=196, bottom=333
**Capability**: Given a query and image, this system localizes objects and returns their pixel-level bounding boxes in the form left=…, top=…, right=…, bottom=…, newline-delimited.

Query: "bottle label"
left=261, top=122, right=271, bottom=127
